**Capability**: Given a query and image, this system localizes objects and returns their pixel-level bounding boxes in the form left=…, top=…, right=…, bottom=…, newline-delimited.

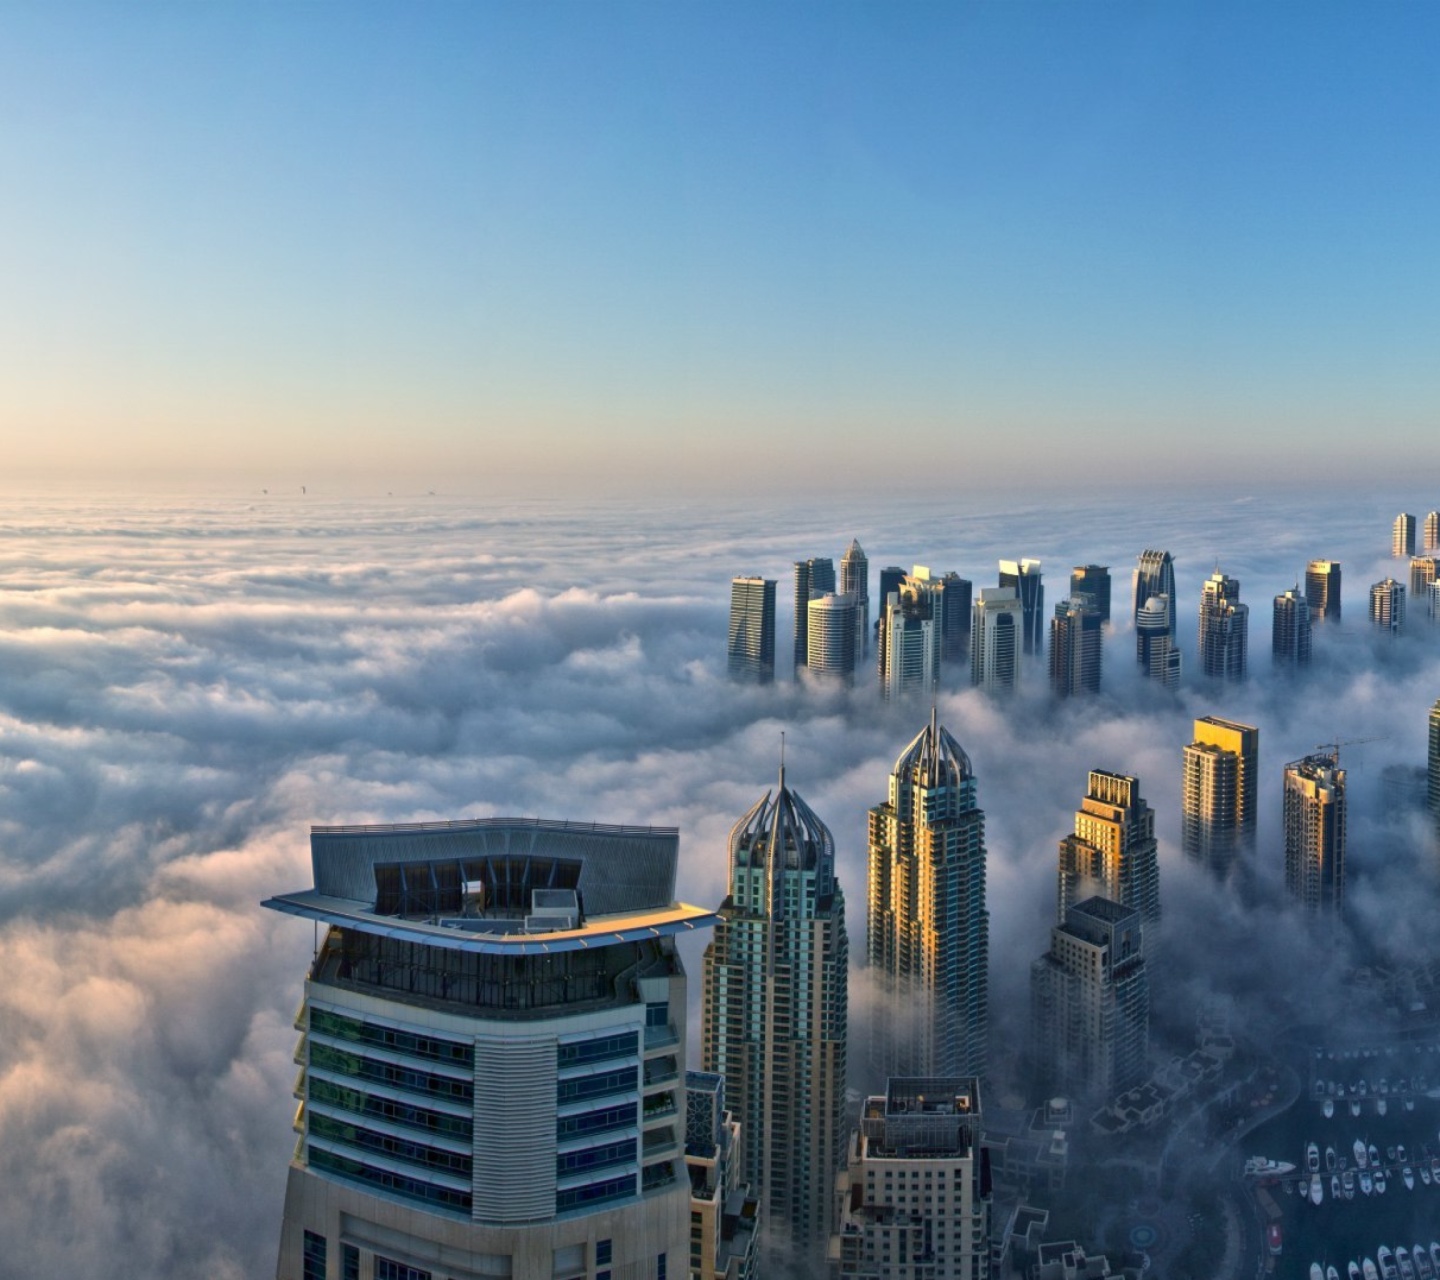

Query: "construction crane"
left=1312, top=734, right=1386, bottom=764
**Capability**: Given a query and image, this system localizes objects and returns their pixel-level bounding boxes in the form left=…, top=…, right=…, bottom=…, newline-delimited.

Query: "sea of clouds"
left=0, top=485, right=1436, bottom=1277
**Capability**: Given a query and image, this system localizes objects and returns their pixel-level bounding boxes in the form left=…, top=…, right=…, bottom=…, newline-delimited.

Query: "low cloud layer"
left=0, top=487, right=1435, bottom=1277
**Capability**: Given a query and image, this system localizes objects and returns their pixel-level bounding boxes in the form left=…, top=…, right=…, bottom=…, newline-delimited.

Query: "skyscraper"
left=970, top=587, right=1021, bottom=692
left=1136, top=595, right=1181, bottom=688
left=1305, top=559, right=1342, bottom=623
left=1132, top=550, right=1177, bottom=637
left=265, top=817, right=714, bottom=1280
left=1429, top=699, right=1440, bottom=844
left=998, top=558, right=1044, bottom=655
left=1426, top=511, right=1440, bottom=555
left=793, top=557, right=836, bottom=675
left=868, top=712, right=989, bottom=1080
left=685, top=1072, right=759, bottom=1280
left=1198, top=569, right=1248, bottom=681
left=1410, top=555, right=1439, bottom=603
left=1056, top=770, right=1160, bottom=925
left=728, top=577, right=776, bottom=683
left=1070, top=564, right=1111, bottom=625
left=831, top=1078, right=990, bottom=1280
left=934, top=570, right=973, bottom=667
left=877, top=581, right=939, bottom=700
left=806, top=593, right=859, bottom=682
left=1394, top=512, right=1417, bottom=558
left=1031, top=897, right=1148, bottom=1102
left=1271, top=585, right=1311, bottom=667
left=1369, top=577, right=1406, bottom=633
left=840, top=539, right=870, bottom=661
left=1182, top=717, right=1258, bottom=873
left=1284, top=752, right=1346, bottom=915
left=702, top=770, right=848, bottom=1263
left=1048, top=598, right=1102, bottom=697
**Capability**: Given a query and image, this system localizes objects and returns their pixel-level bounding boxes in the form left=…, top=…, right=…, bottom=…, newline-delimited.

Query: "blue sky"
left=1, top=3, right=1437, bottom=491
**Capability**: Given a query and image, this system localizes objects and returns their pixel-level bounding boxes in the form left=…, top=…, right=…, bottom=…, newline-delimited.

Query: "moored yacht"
left=1356, top=1139, right=1369, bottom=1168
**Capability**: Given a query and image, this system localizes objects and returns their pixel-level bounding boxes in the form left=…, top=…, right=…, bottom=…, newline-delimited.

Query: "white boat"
left=1356, top=1139, right=1369, bottom=1167
left=1414, top=1247, right=1435, bottom=1280
left=1332, top=1173, right=1342, bottom=1200
left=1379, top=1098, right=1389, bottom=1115
left=1244, top=1156, right=1297, bottom=1178
left=1309, top=1141, right=1321, bottom=1172
left=1429, top=1247, right=1440, bottom=1275
left=1420, top=1162, right=1432, bottom=1185
left=1376, top=1169, right=1388, bottom=1194
left=1311, top=1173, right=1324, bottom=1204
left=1399, top=1144, right=1407, bottom=1162
left=1360, top=1170, right=1373, bottom=1195
left=1315, top=1266, right=1331, bottom=1280
left=1366, top=1260, right=1380, bottom=1280
left=1380, top=1248, right=1397, bottom=1280
left=1331, top=1268, right=1344, bottom=1280
left=1370, top=1143, right=1381, bottom=1167
left=1351, top=1263, right=1363, bottom=1280
left=1398, top=1248, right=1416, bottom=1280
left=1325, top=1097, right=1335, bottom=1117
left=1406, top=1098, right=1416, bottom=1111
left=1405, top=1166, right=1416, bottom=1190
left=1343, top=1169, right=1355, bottom=1198
left=1431, top=1156, right=1440, bottom=1181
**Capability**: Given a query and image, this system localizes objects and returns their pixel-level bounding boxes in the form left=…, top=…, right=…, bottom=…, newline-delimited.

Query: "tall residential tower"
left=1057, top=771, right=1160, bottom=926
left=1271, top=585, right=1311, bottom=667
left=728, top=577, right=776, bottom=683
left=1198, top=569, right=1248, bottom=681
left=1182, top=717, right=1258, bottom=873
left=1284, top=753, right=1346, bottom=915
left=971, top=587, right=1021, bottom=692
left=1305, top=560, right=1342, bottom=623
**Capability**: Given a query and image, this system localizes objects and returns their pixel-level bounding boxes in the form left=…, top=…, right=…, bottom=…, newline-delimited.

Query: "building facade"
left=1426, top=512, right=1440, bottom=555
left=1132, top=551, right=1176, bottom=636
left=1198, top=570, right=1248, bottom=681
left=728, top=577, right=776, bottom=683
left=1070, top=565, right=1111, bottom=625
left=877, top=582, right=940, bottom=700
left=867, top=713, right=989, bottom=1082
left=1305, top=560, right=1342, bottom=623
left=1048, top=600, right=1102, bottom=697
left=685, top=1072, right=759, bottom=1280
left=999, top=558, right=1044, bottom=656
left=1031, top=898, right=1148, bottom=1103
left=807, top=594, right=860, bottom=683
left=1135, top=596, right=1181, bottom=688
left=701, top=771, right=848, bottom=1265
left=1430, top=699, right=1440, bottom=846
left=265, top=818, right=713, bottom=1280
left=830, top=1079, right=990, bottom=1280
left=840, top=540, right=871, bottom=662
left=1283, top=753, right=1346, bottom=915
left=1181, top=717, right=1258, bottom=874
left=1410, top=556, right=1439, bottom=604
left=1369, top=578, right=1406, bottom=633
left=793, top=558, right=837, bottom=675
left=971, top=587, right=1021, bottom=693
left=1056, top=771, right=1160, bottom=926
left=1271, top=585, right=1311, bottom=667
left=1394, top=512, right=1417, bottom=558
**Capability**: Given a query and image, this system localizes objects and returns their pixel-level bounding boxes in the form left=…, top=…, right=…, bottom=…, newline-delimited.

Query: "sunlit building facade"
left=1284, top=753, right=1346, bottom=915
left=1369, top=578, right=1406, bottom=634
left=265, top=818, right=713, bottom=1280
left=701, top=771, right=848, bottom=1266
left=971, top=587, right=1021, bottom=692
left=793, top=557, right=837, bottom=675
left=1070, top=564, right=1111, bottom=626
left=807, top=593, right=859, bottom=683
left=1181, top=717, right=1258, bottom=873
left=830, top=1079, right=990, bottom=1280
left=999, top=558, right=1044, bottom=655
left=868, top=713, right=989, bottom=1082
left=728, top=577, right=776, bottom=683
left=1426, top=511, right=1440, bottom=555
left=1131, top=550, right=1176, bottom=637
left=1056, top=770, right=1160, bottom=926
left=685, top=1072, right=759, bottom=1280
left=877, top=580, right=940, bottom=700
left=1048, top=599, right=1102, bottom=697
left=1394, top=512, right=1417, bottom=558
left=1305, top=559, right=1342, bottom=624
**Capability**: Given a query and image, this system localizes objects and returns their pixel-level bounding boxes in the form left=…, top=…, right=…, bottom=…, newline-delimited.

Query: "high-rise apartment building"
left=1031, top=897, right=1148, bottom=1102
left=1394, top=512, right=1417, bottom=558
left=728, top=577, right=776, bottom=683
left=1135, top=595, right=1181, bottom=689
left=1429, top=699, right=1440, bottom=844
left=831, top=1079, right=990, bottom=1280
left=1271, top=585, right=1311, bottom=667
left=1198, top=570, right=1248, bottom=681
left=999, top=559, right=1044, bottom=655
left=806, top=593, right=859, bottom=682
left=1132, top=551, right=1177, bottom=637
left=868, top=712, right=988, bottom=1081
left=793, top=558, right=836, bottom=674
left=1429, top=582, right=1440, bottom=625
left=265, top=818, right=713, bottom=1280
left=684, top=1072, right=759, bottom=1280
left=971, top=587, right=1021, bottom=692
left=1305, top=560, right=1342, bottom=623
left=702, top=771, right=848, bottom=1263
left=1048, top=599, right=1102, bottom=697
left=1426, top=511, right=1440, bottom=555
left=1070, top=565, right=1111, bottom=625
left=840, top=540, right=871, bottom=661
left=932, top=570, right=973, bottom=667
left=1056, top=771, right=1160, bottom=926
left=877, top=580, right=939, bottom=700
left=1284, top=753, right=1346, bottom=915
left=1181, top=717, right=1258, bottom=873
left=1369, top=578, right=1406, bottom=633
left=1410, top=556, right=1439, bottom=604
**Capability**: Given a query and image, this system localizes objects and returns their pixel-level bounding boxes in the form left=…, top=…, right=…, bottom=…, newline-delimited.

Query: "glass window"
left=375, top=1257, right=432, bottom=1280
left=342, top=1243, right=359, bottom=1280
left=303, top=1231, right=326, bottom=1280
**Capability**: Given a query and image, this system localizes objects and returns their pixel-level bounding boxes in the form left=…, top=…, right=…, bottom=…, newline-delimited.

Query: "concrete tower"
left=1198, top=569, right=1248, bottom=681
left=1305, top=560, right=1342, bottom=623
left=970, top=587, right=1021, bottom=692
left=867, top=712, right=989, bottom=1081
left=792, top=558, right=836, bottom=675
left=806, top=593, right=859, bottom=683
left=702, top=770, right=848, bottom=1265
left=1369, top=578, right=1406, bottom=633
left=1284, top=753, right=1346, bottom=915
left=1182, top=717, right=1258, bottom=873
left=1394, top=512, right=1417, bottom=558
left=1048, top=598, right=1102, bottom=697
left=728, top=577, right=776, bottom=683
left=1056, top=770, right=1160, bottom=926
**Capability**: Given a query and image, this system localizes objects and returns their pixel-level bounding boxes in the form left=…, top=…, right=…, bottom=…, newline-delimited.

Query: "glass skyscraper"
left=1198, top=569, right=1248, bottom=681
left=727, top=576, right=776, bottom=683
left=1182, top=716, right=1258, bottom=874
left=1056, top=770, right=1160, bottom=926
